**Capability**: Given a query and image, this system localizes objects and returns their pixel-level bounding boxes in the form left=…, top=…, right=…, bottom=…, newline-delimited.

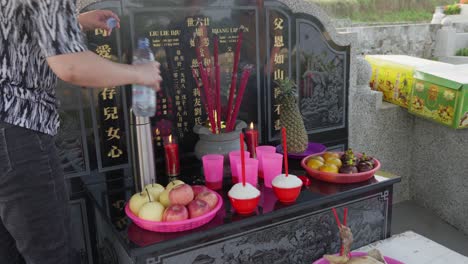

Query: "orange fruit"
left=310, top=155, right=325, bottom=163
left=307, top=159, right=324, bottom=170
left=325, top=158, right=342, bottom=168
left=323, top=152, right=340, bottom=160
left=319, top=164, right=339, bottom=173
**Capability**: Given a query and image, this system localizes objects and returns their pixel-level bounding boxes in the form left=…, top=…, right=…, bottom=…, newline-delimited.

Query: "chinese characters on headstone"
left=90, top=27, right=127, bottom=167
left=270, top=15, right=289, bottom=133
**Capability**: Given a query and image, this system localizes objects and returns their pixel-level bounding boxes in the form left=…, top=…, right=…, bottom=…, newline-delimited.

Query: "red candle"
left=164, top=135, right=180, bottom=176
left=245, top=122, right=259, bottom=158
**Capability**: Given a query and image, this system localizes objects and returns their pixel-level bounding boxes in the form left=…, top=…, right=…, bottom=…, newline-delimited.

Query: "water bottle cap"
left=106, top=18, right=118, bottom=30
left=138, top=38, right=150, bottom=49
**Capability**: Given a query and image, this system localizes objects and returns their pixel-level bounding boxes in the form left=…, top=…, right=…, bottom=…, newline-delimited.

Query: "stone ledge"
left=379, top=101, right=400, bottom=110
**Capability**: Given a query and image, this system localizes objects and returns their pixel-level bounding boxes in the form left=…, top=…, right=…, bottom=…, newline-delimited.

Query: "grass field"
left=308, top=0, right=455, bottom=22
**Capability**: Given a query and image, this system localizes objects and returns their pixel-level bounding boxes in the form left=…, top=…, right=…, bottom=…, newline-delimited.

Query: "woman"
left=0, top=1, right=161, bottom=263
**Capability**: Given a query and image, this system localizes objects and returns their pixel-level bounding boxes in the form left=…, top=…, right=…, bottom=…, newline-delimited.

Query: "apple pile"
left=128, top=180, right=219, bottom=222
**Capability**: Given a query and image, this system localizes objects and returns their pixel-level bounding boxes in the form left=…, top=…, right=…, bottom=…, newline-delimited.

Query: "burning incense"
left=282, top=127, right=289, bottom=177
left=331, top=207, right=349, bottom=256
left=226, top=28, right=244, bottom=127
left=240, top=133, right=246, bottom=186
left=332, top=208, right=341, bottom=227
left=226, top=65, right=252, bottom=131
left=192, top=30, right=249, bottom=134
left=214, top=35, right=221, bottom=132
left=196, top=42, right=216, bottom=133
left=215, top=64, right=221, bottom=132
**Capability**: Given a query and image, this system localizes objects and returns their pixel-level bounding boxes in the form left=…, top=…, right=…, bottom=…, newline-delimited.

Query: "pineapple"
left=277, top=78, right=308, bottom=153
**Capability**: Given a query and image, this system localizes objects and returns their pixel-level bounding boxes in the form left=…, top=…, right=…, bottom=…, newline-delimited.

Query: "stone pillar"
left=349, top=57, right=412, bottom=203
left=434, top=18, right=457, bottom=58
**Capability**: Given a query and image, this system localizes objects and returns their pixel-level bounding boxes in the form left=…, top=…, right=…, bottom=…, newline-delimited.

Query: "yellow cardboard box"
left=365, top=55, right=451, bottom=108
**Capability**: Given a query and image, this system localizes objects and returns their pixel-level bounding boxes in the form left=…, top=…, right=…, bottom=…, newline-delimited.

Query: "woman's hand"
left=78, top=10, right=120, bottom=34
left=134, top=62, right=162, bottom=92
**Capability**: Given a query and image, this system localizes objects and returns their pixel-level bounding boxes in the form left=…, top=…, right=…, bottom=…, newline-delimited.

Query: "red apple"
left=188, top=199, right=210, bottom=218
left=162, top=205, right=189, bottom=222
left=192, top=185, right=210, bottom=196
left=196, top=191, right=218, bottom=210
left=169, top=184, right=194, bottom=206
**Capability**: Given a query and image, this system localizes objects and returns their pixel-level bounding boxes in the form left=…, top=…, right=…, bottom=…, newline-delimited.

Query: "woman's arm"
left=47, top=51, right=161, bottom=89
left=28, top=1, right=160, bottom=89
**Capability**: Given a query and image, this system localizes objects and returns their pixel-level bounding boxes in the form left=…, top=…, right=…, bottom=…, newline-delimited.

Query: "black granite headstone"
left=79, top=0, right=350, bottom=175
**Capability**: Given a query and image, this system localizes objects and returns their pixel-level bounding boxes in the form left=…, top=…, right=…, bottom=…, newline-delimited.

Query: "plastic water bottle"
left=132, top=38, right=156, bottom=117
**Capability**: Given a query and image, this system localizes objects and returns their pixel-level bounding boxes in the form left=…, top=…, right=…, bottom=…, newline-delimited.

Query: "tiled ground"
left=358, top=231, right=468, bottom=263
left=392, top=200, right=468, bottom=257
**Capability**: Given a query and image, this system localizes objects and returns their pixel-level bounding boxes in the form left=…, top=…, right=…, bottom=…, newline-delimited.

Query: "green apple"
left=138, top=201, right=165, bottom=221
left=166, top=180, right=184, bottom=190
left=159, top=189, right=171, bottom=208
left=129, top=192, right=150, bottom=215
left=144, top=183, right=165, bottom=201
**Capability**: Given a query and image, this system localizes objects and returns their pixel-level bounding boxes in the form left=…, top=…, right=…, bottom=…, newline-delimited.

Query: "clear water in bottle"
left=132, top=38, right=156, bottom=117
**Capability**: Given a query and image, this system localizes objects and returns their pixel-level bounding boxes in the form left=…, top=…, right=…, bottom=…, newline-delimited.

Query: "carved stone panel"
left=139, top=192, right=389, bottom=264
left=296, top=18, right=349, bottom=135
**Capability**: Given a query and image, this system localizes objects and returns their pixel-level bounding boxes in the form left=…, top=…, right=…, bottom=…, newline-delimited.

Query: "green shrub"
left=308, top=0, right=455, bottom=22
left=455, top=48, right=468, bottom=56
left=444, top=3, right=461, bottom=15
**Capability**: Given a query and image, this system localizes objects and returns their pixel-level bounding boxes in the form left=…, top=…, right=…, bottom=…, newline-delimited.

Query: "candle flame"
left=169, top=135, right=172, bottom=144
left=250, top=122, right=254, bottom=130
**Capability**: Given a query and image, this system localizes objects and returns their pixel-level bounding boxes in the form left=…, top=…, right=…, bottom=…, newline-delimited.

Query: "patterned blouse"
left=0, top=0, right=87, bottom=135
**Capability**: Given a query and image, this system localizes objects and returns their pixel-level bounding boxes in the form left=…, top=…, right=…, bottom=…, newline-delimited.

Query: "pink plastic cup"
left=202, top=154, right=224, bottom=190
left=262, top=153, right=283, bottom=188
left=229, top=151, right=250, bottom=184
left=256, top=146, right=277, bottom=178
left=236, top=158, right=259, bottom=186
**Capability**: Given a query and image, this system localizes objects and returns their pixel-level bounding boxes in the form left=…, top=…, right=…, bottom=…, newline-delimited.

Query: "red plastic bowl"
left=272, top=185, right=302, bottom=203
left=125, top=192, right=223, bottom=233
left=301, top=153, right=381, bottom=184
left=228, top=194, right=260, bottom=215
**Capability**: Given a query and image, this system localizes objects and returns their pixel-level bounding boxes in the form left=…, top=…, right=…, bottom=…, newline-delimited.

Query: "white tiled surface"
left=357, top=231, right=468, bottom=264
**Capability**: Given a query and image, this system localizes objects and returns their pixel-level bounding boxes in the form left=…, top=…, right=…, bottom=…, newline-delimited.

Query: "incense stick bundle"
left=226, top=28, right=244, bottom=128
left=226, top=65, right=252, bottom=131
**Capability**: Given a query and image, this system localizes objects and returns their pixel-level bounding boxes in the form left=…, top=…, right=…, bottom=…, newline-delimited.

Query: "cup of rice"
left=272, top=174, right=303, bottom=203
left=228, top=183, right=261, bottom=214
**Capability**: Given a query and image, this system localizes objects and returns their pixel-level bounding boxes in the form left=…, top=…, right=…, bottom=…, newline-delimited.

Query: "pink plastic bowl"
left=301, top=152, right=381, bottom=184
left=272, top=185, right=302, bottom=203
left=125, top=192, right=223, bottom=233
left=228, top=194, right=260, bottom=215
left=312, top=252, right=403, bottom=264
